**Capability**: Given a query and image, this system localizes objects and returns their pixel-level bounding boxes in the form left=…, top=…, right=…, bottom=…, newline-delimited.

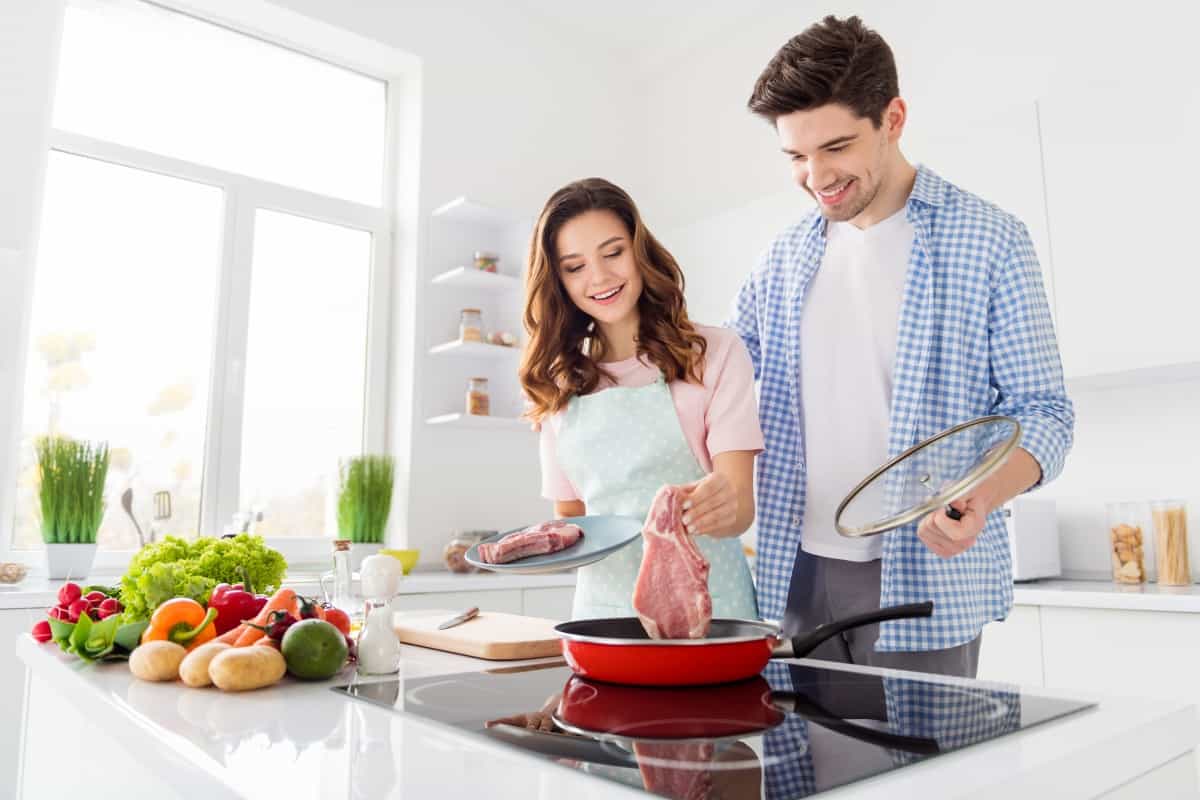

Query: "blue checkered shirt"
left=729, top=165, right=1074, bottom=651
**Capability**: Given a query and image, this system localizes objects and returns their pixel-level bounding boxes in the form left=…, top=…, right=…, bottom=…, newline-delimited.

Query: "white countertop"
left=0, top=568, right=576, bottom=610
left=13, top=631, right=1200, bottom=799
left=8, top=570, right=1200, bottom=615
left=1013, top=579, right=1200, bottom=613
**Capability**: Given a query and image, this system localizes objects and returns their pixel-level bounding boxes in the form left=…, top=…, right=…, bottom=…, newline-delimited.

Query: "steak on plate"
left=476, top=520, right=583, bottom=564
left=632, top=485, right=712, bottom=639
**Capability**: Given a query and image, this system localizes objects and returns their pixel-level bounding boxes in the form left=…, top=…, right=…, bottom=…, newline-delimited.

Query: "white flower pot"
left=44, top=543, right=98, bottom=580
left=350, top=542, right=383, bottom=573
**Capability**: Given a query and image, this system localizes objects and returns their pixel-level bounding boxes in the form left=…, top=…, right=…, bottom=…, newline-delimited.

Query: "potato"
left=179, top=641, right=231, bottom=688
left=130, top=640, right=187, bottom=682
left=209, top=645, right=286, bottom=692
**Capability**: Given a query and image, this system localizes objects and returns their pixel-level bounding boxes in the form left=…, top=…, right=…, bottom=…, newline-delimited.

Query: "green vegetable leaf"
left=119, top=534, right=287, bottom=621
left=68, top=612, right=122, bottom=662
left=113, top=619, right=149, bottom=653
left=48, top=617, right=75, bottom=648
left=67, top=612, right=92, bottom=657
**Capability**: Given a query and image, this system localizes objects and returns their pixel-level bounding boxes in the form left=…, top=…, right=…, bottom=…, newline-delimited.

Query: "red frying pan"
left=554, top=602, right=933, bottom=686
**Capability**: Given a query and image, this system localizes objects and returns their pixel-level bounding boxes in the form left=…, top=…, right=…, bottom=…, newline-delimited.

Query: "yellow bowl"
left=380, top=548, right=419, bottom=575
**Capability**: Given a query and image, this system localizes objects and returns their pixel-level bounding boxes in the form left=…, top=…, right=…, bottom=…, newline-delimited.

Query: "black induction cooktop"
left=333, top=660, right=1094, bottom=799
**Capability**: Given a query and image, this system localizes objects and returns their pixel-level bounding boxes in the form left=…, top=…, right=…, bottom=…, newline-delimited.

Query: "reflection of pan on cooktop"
left=552, top=675, right=939, bottom=757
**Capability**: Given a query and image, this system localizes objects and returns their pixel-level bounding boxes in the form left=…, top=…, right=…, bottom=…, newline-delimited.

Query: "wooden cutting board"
left=392, top=610, right=564, bottom=660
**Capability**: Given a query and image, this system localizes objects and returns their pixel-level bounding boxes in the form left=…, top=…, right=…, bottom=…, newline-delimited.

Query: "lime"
left=281, top=619, right=348, bottom=680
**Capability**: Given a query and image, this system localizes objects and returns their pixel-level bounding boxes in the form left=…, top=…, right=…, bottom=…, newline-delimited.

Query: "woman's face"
left=554, top=209, right=642, bottom=328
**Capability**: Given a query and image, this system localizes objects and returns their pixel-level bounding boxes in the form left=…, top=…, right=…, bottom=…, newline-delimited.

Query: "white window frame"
left=1, top=0, right=422, bottom=572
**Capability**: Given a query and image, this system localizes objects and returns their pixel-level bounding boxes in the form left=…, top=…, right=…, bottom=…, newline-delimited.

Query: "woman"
left=521, top=177, right=761, bottom=621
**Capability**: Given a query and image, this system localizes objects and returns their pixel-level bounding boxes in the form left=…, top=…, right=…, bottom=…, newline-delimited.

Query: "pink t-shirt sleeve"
left=704, top=329, right=765, bottom=458
left=539, top=415, right=581, bottom=502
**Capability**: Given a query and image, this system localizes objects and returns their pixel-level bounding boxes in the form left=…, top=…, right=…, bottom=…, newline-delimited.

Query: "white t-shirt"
left=799, top=209, right=913, bottom=561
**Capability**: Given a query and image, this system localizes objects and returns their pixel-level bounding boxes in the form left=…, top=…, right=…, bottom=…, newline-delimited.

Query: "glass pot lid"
left=834, top=415, right=1022, bottom=537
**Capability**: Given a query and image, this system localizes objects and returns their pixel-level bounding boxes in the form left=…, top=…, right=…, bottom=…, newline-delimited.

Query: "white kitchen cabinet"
left=389, top=588, right=523, bottom=614
left=1039, top=83, right=1200, bottom=380
left=1040, top=606, right=1200, bottom=704
left=2, top=608, right=37, bottom=792
left=977, top=604, right=1045, bottom=687
left=390, top=586, right=573, bottom=620
left=521, top=586, right=574, bottom=620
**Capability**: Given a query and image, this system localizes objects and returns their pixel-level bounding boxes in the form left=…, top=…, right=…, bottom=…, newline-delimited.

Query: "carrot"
left=233, top=588, right=297, bottom=647
left=215, top=625, right=246, bottom=645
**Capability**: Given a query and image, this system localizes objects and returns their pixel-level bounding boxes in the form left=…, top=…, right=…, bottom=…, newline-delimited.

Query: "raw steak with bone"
left=632, top=485, right=713, bottom=639
left=476, top=520, right=583, bottom=564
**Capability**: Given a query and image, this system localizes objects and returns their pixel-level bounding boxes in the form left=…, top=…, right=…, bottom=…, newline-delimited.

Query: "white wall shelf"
left=431, top=196, right=522, bottom=227
left=425, top=413, right=529, bottom=431
left=431, top=266, right=522, bottom=292
left=428, top=340, right=520, bottom=359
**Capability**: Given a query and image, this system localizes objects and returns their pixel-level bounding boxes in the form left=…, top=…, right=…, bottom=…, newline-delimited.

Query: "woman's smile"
left=589, top=283, right=626, bottom=306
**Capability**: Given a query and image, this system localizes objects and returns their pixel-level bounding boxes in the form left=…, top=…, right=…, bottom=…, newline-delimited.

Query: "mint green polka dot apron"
left=556, top=374, right=758, bottom=621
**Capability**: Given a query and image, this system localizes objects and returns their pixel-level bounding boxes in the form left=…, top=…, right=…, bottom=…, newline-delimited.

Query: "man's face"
left=776, top=100, right=901, bottom=224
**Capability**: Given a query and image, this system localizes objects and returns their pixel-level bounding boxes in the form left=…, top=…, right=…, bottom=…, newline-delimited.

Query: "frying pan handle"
left=778, top=601, right=934, bottom=659
left=767, top=691, right=940, bottom=756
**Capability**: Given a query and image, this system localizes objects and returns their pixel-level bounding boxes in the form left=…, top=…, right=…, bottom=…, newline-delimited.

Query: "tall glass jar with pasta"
left=1152, top=499, right=1191, bottom=586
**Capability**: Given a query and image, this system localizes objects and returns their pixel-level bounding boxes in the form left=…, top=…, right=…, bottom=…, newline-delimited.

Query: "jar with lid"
left=1152, top=499, right=1191, bottom=585
left=443, top=530, right=495, bottom=574
left=466, top=377, right=490, bottom=416
left=1106, top=502, right=1148, bottom=584
left=459, top=308, right=484, bottom=343
left=474, top=251, right=499, bottom=273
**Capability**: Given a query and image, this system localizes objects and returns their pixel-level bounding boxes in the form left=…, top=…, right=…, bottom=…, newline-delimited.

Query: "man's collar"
left=805, top=163, right=944, bottom=241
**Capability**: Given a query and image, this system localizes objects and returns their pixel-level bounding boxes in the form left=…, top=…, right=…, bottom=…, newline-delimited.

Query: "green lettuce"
left=120, top=534, right=287, bottom=621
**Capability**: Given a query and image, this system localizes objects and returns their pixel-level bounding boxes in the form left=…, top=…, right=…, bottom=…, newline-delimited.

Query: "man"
left=729, top=16, right=1073, bottom=677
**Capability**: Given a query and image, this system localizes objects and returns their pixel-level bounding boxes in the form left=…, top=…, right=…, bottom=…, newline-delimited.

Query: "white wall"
left=639, top=0, right=1200, bottom=577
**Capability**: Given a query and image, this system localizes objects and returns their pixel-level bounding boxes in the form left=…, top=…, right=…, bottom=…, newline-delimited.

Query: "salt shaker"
left=357, top=554, right=404, bottom=675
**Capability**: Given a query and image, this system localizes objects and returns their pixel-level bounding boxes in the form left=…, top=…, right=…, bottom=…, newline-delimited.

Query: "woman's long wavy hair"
left=520, top=178, right=707, bottom=422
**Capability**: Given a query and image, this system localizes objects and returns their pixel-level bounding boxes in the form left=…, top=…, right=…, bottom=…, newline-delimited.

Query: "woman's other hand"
left=679, top=451, right=756, bottom=538
left=680, top=472, right=739, bottom=537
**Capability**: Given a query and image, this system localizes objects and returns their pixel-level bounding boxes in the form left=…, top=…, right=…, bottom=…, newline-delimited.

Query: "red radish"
left=57, top=583, right=81, bottom=607
left=96, top=607, right=116, bottom=620
left=99, top=598, right=121, bottom=614
left=31, top=620, right=52, bottom=643
left=84, top=591, right=107, bottom=604
left=67, top=599, right=89, bottom=622
left=47, top=606, right=70, bottom=621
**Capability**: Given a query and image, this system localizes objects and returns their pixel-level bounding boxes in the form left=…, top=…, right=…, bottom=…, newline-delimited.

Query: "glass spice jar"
left=466, top=377, right=490, bottom=416
left=474, top=251, right=499, bottom=273
left=459, top=308, right=484, bottom=343
left=443, top=530, right=494, bottom=574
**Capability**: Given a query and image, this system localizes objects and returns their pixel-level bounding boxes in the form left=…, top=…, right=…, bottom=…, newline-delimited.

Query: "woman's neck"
left=595, top=314, right=639, bottom=362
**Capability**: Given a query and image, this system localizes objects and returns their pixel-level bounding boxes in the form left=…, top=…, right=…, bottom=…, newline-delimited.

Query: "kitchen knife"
left=437, top=607, right=480, bottom=630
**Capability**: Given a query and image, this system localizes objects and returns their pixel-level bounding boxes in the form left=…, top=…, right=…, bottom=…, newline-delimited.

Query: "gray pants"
left=782, top=552, right=981, bottom=678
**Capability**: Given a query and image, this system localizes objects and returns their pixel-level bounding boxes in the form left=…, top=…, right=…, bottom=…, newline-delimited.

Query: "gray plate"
left=465, top=515, right=643, bottom=575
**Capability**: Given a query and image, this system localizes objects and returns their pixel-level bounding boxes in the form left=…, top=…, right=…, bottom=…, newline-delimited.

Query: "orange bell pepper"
left=141, top=597, right=218, bottom=651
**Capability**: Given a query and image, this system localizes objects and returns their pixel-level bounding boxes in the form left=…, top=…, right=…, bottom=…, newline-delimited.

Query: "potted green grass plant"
left=36, top=436, right=110, bottom=579
left=337, top=454, right=394, bottom=571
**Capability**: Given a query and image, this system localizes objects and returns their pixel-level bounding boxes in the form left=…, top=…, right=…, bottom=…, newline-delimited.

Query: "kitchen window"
left=5, top=0, right=399, bottom=567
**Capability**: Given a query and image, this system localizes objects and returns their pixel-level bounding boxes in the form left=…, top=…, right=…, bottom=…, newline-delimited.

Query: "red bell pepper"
left=209, top=580, right=269, bottom=635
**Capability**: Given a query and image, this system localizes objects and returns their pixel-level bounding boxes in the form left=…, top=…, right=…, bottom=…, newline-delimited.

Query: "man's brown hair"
left=747, top=15, right=898, bottom=127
